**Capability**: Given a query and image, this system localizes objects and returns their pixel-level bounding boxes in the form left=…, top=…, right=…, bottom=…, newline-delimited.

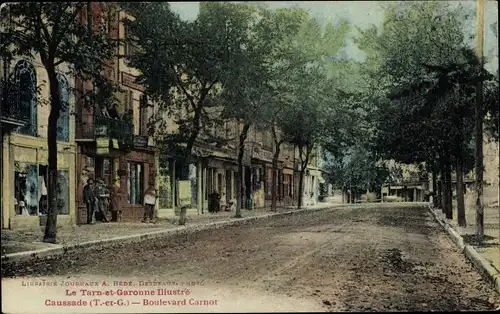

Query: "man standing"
left=83, top=178, right=97, bottom=224
left=110, top=180, right=123, bottom=222
left=95, top=179, right=110, bottom=222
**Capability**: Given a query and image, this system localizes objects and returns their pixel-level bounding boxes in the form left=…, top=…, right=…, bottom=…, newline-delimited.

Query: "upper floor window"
left=56, top=74, right=70, bottom=142
left=123, top=24, right=139, bottom=59
left=13, top=60, right=37, bottom=136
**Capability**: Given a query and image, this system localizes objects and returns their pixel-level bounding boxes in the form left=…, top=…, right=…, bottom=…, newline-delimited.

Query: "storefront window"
left=15, top=164, right=70, bottom=216
left=127, top=162, right=143, bottom=204
left=14, top=163, right=38, bottom=216
left=266, top=168, right=273, bottom=198
left=56, top=74, right=70, bottom=142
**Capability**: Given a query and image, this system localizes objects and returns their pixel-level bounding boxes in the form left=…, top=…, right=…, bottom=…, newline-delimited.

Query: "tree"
left=1, top=3, right=117, bottom=243
left=272, top=15, right=353, bottom=209
left=219, top=6, right=309, bottom=215
left=124, top=3, right=256, bottom=166
left=279, top=65, right=354, bottom=209
left=354, top=1, right=483, bottom=221
left=325, top=146, right=390, bottom=203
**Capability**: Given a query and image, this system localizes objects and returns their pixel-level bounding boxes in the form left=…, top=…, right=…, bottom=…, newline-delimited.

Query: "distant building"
left=381, top=161, right=429, bottom=202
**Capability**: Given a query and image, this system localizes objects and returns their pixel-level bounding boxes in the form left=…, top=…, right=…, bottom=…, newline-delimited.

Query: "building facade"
left=1, top=54, right=77, bottom=229
left=382, top=161, right=429, bottom=202
left=74, top=4, right=157, bottom=223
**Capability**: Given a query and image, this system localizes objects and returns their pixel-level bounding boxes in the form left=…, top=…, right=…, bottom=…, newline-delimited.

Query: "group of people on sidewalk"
left=83, top=178, right=157, bottom=224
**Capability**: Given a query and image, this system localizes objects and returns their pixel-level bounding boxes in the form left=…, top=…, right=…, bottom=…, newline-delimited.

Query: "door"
left=225, top=169, right=231, bottom=205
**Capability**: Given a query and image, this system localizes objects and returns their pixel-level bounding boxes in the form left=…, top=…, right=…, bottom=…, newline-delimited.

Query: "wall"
left=2, top=56, right=77, bottom=229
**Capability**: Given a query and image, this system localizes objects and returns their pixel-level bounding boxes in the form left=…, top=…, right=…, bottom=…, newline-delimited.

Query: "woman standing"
left=143, top=185, right=157, bottom=223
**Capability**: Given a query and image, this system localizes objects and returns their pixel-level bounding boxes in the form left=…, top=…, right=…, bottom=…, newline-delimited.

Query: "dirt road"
left=2, top=203, right=499, bottom=312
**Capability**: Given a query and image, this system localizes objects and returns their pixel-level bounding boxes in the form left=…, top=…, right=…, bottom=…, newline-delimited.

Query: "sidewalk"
left=428, top=203, right=500, bottom=293
left=447, top=204, right=500, bottom=273
left=1, top=203, right=337, bottom=259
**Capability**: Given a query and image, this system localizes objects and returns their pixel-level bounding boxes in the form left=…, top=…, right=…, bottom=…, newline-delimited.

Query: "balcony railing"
left=76, top=113, right=134, bottom=146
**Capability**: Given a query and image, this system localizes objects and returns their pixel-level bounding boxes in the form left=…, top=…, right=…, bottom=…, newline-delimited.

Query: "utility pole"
left=492, top=0, right=500, bottom=263
left=0, top=2, right=9, bottom=230
left=474, top=0, right=485, bottom=239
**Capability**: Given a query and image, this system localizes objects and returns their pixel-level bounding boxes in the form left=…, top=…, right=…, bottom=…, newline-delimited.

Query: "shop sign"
left=121, top=72, right=145, bottom=92
left=178, top=180, right=192, bottom=207
left=134, top=136, right=149, bottom=148
left=253, top=146, right=273, bottom=162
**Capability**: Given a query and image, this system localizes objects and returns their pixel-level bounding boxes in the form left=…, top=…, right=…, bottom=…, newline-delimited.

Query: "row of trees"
left=328, top=1, right=498, bottom=236
left=1, top=2, right=360, bottom=242
left=3, top=1, right=496, bottom=242
left=123, top=3, right=358, bottom=216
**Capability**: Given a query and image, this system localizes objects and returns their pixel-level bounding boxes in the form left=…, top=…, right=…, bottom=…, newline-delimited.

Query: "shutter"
left=140, top=94, right=148, bottom=136
left=118, top=89, right=127, bottom=114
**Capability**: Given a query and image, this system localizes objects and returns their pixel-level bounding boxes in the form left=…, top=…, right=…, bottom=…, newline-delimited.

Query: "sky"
left=169, top=1, right=498, bottom=71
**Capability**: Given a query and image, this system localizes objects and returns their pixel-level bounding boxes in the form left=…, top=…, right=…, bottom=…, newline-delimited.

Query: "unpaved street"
left=2, top=203, right=499, bottom=312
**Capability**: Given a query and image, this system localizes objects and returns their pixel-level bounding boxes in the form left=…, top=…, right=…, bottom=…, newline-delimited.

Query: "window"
left=266, top=168, right=273, bottom=198
left=123, top=24, right=139, bottom=59
left=13, top=60, right=37, bottom=136
left=14, top=164, right=69, bottom=216
left=56, top=74, right=70, bottom=142
left=127, top=162, right=143, bottom=204
left=217, top=173, right=222, bottom=195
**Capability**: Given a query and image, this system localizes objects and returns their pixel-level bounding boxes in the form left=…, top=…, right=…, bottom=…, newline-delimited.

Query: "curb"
left=1, top=204, right=339, bottom=265
left=425, top=204, right=500, bottom=294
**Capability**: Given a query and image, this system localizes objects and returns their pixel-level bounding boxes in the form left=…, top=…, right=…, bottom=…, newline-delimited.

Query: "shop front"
left=2, top=134, right=76, bottom=229
left=76, top=139, right=156, bottom=224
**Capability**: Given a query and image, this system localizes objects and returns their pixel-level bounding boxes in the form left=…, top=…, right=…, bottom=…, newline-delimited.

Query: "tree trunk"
left=440, top=168, right=447, bottom=213
left=43, top=66, right=61, bottom=243
left=271, top=142, right=281, bottom=212
left=297, top=145, right=310, bottom=209
left=185, top=105, right=203, bottom=156
left=437, top=177, right=443, bottom=210
left=235, top=123, right=250, bottom=218
left=474, top=93, right=484, bottom=237
left=444, top=160, right=453, bottom=220
left=475, top=0, right=485, bottom=239
left=298, top=166, right=305, bottom=209
left=456, top=158, right=466, bottom=227
left=432, top=170, right=438, bottom=208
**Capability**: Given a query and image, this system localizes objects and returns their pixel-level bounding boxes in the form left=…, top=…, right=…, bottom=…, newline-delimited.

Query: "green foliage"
left=124, top=2, right=260, bottom=158
left=355, top=1, right=486, bottom=176
left=325, top=146, right=389, bottom=194
left=2, top=2, right=118, bottom=242
left=484, top=71, right=499, bottom=141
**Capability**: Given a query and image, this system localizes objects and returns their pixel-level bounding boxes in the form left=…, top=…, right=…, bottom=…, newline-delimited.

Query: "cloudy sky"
left=169, top=1, right=498, bottom=71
